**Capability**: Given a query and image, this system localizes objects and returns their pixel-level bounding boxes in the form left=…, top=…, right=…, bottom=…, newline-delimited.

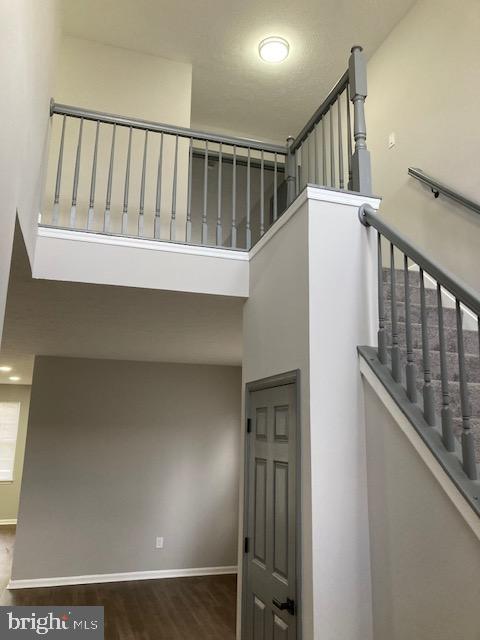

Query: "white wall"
left=0, top=385, right=30, bottom=522
left=367, top=0, right=480, bottom=291
left=0, top=0, right=59, bottom=340
left=43, top=35, right=192, bottom=240
left=33, top=228, right=249, bottom=298
left=242, top=198, right=312, bottom=637
left=362, top=375, right=480, bottom=640
left=12, top=357, right=241, bottom=581
left=241, top=188, right=380, bottom=640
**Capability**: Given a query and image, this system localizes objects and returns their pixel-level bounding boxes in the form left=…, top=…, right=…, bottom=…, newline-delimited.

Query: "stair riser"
left=416, top=380, right=480, bottom=417
left=383, top=269, right=423, bottom=288
left=384, top=302, right=457, bottom=327
left=384, top=285, right=437, bottom=306
left=385, top=321, right=479, bottom=355
left=388, top=347, right=480, bottom=383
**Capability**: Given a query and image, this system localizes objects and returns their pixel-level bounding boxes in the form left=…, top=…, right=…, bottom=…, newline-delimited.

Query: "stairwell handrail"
left=50, top=101, right=286, bottom=154
left=359, top=203, right=480, bottom=317
left=408, top=167, right=480, bottom=217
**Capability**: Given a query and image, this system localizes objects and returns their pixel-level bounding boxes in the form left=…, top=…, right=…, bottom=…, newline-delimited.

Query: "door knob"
left=272, top=597, right=295, bottom=616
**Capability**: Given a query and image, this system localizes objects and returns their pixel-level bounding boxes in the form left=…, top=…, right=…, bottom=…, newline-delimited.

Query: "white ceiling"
left=0, top=234, right=243, bottom=385
left=61, top=0, right=416, bottom=142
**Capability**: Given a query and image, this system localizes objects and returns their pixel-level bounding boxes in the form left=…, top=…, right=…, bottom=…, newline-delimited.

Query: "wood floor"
left=0, top=527, right=237, bottom=639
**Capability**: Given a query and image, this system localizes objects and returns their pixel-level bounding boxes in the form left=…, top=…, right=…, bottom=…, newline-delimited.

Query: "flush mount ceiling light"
left=258, top=37, right=289, bottom=63
left=9, top=376, right=20, bottom=382
left=0, top=366, right=12, bottom=372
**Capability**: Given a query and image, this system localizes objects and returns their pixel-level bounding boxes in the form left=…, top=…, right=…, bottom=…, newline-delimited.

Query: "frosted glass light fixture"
left=259, top=37, right=289, bottom=63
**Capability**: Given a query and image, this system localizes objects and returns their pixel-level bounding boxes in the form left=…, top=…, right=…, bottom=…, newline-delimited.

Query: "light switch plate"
left=156, top=537, right=164, bottom=549
left=388, top=132, right=396, bottom=149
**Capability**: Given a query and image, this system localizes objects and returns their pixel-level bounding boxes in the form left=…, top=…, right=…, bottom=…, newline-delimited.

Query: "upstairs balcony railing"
left=42, top=46, right=371, bottom=250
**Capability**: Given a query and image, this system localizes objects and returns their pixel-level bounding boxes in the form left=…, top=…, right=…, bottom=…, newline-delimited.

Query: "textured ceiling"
left=61, top=0, right=416, bottom=142
left=0, top=231, right=243, bottom=385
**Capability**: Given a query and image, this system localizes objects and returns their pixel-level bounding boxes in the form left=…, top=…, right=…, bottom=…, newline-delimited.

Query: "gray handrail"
left=50, top=101, right=286, bottom=155
left=359, top=203, right=480, bottom=316
left=408, top=167, right=480, bottom=216
left=290, top=70, right=349, bottom=154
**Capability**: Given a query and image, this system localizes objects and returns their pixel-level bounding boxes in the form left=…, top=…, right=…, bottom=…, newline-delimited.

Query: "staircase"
left=383, top=268, right=480, bottom=461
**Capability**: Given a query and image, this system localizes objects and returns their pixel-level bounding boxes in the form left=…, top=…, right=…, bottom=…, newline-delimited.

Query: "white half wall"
left=33, top=227, right=249, bottom=297
left=241, top=187, right=380, bottom=640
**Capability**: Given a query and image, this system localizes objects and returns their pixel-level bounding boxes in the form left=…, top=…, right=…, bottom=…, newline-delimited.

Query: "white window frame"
left=0, top=402, right=21, bottom=483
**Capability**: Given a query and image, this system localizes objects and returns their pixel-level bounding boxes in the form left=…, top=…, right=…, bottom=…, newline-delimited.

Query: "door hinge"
left=244, top=537, right=249, bottom=554
left=246, top=418, right=252, bottom=433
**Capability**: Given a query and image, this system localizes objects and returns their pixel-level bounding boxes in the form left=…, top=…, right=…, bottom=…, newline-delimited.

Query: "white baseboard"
left=8, top=565, right=238, bottom=590
left=0, top=519, right=17, bottom=526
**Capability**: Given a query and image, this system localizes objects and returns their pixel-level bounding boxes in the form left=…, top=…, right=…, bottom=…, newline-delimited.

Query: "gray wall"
left=12, top=356, right=241, bottom=580
left=363, top=380, right=480, bottom=640
left=0, top=385, right=31, bottom=521
left=367, top=0, right=480, bottom=292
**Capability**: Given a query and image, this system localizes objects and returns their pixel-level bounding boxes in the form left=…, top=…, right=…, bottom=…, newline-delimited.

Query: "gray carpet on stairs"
left=382, top=268, right=480, bottom=461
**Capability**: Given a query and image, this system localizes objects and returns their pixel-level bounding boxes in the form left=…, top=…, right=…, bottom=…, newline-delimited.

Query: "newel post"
left=285, top=136, right=296, bottom=207
left=349, top=46, right=372, bottom=194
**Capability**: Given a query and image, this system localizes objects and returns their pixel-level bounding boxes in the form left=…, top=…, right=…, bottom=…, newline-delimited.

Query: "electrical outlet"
left=388, top=132, right=396, bottom=149
left=155, top=537, right=164, bottom=549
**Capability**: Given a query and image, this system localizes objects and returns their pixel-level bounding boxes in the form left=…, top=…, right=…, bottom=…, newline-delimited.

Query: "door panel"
left=244, top=382, right=298, bottom=640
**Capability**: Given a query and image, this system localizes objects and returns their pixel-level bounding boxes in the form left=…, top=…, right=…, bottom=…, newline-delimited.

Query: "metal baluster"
left=437, top=284, right=455, bottom=451
left=70, top=118, right=84, bottom=228
left=314, top=125, right=319, bottom=184
left=87, top=121, right=100, bottom=230
left=377, top=234, right=387, bottom=364
left=456, top=300, right=478, bottom=479
left=260, top=150, right=265, bottom=236
left=390, top=244, right=401, bottom=382
left=246, top=147, right=251, bottom=250
left=52, top=115, right=66, bottom=225
left=104, top=124, right=116, bottom=233
left=273, top=152, right=278, bottom=222
left=337, top=98, right=344, bottom=190
left=186, top=137, right=193, bottom=243
left=138, top=130, right=148, bottom=237
left=322, top=118, right=327, bottom=186
left=420, top=269, right=436, bottom=426
left=329, top=110, right=335, bottom=188
left=122, top=127, right=132, bottom=235
left=216, top=143, right=223, bottom=246
left=404, top=255, right=417, bottom=402
left=202, top=140, right=208, bottom=245
left=231, top=145, right=237, bottom=248
left=170, top=134, right=178, bottom=241
left=154, top=133, right=164, bottom=240
left=346, top=85, right=353, bottom=190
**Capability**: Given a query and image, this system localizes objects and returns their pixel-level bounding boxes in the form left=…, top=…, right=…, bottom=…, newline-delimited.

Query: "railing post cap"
left=358, top=202, right=375, bottom=226
left=351, top=45, right=364, bottom=53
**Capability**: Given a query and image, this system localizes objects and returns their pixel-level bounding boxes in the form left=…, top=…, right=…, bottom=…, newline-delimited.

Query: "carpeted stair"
left=382, top=268, right=480, bottom=461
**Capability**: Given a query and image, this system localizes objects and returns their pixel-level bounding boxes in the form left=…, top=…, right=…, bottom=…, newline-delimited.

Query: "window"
left=0, top=402, right=21, bottom=482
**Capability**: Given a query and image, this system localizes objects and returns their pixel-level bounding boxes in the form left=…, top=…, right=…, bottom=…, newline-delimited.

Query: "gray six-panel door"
left=245, top=382, right=297, bottom=639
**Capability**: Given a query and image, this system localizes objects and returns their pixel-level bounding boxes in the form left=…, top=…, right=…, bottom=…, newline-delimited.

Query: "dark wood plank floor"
left=0, top=527, right=237, bottom=639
